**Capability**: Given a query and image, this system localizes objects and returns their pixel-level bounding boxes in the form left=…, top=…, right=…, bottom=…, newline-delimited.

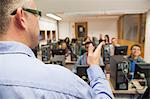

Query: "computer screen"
left=135, top=63, right=150, bottom=87
left=76, top=66, right=88, bottom=83
left=52, top=48, right=65, bottom=56
left=114, top=46, right=128, bottom=55
left=135, top=63, right=150, bottom=99
left=76, top=65, right=105, bottom=83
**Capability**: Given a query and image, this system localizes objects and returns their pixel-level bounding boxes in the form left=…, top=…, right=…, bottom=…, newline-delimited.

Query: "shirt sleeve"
left=87, top=65, right=114, bottom=99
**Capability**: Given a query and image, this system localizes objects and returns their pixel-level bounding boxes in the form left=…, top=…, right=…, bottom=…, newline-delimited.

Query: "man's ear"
left=15, top=7, right=27, bottom=29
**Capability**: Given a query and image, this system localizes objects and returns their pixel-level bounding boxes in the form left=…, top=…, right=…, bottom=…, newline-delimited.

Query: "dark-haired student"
left=128, top=44, right=145, bottom=79
left=128, top=44, right=145, bottom=63
left=110, top=37, right=120, bottom=56
left=73, top=39, right=104, bottom=73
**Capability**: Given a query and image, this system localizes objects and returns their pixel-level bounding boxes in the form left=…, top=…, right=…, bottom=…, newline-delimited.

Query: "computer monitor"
left=135, top=63, right=150, bottom=87
left=135, top=63, right=150, bottom=99
left=52, top=48, right=65, bottom=56
left=76, top=66, right=89, bottom=82
left=114, top=46, right=128, bottom=55
left=76, top=65, right=105, bottom=83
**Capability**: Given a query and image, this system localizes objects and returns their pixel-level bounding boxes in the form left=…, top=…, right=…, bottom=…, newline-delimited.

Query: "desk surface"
left=65, top=60, right=76, bottom=70
left=65, top=60, right=76, bottom=64
left=109, top=79, right=147, bottom=94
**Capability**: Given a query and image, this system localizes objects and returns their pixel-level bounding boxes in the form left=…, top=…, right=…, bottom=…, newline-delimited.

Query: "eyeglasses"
left=11, top=8, right=41, bottom=17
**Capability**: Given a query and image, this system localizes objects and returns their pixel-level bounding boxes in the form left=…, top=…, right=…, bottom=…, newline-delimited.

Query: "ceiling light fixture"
left=46, top=13, right=62, bottom=20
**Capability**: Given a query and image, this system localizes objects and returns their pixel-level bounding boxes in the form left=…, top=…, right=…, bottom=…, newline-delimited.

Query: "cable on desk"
left=120, top=61, right=140, bottom=95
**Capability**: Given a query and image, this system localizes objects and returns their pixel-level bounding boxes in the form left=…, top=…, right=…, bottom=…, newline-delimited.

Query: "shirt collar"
left=0, top=41, right=35, bottom=58
left=128, top=55, right=143, bottom=62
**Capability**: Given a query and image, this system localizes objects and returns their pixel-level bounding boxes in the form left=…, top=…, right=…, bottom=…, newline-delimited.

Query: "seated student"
left=61, top=41, right=69, bottom=55
left=102, top=35, right=111, bottom=65
left=104, top=34, right=110, bottom=45
left=127, top=44, right=145, bottom=79
left=128, top=44, right=145, bottom=63
left=70, top=38, right=79, bottom=56
left=64, top=37, right=72, bottom=53
left=73, top=37, right=104, bottom=73
left=110, top=37, right=120, bottom=56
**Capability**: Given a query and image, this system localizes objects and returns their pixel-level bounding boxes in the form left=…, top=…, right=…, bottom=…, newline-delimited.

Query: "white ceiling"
left=35, top=0, right=150, bottom=20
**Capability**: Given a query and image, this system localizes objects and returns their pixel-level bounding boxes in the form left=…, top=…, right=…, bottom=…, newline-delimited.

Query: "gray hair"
left=0, top=0, right=30, bottom=34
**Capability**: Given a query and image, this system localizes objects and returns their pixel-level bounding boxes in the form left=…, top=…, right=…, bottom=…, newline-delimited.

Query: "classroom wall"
left=59, top=17, right=119, bottom=40
left=39, top=18, right=57, bottom=30
left=144, top=10, right=150, bottom=63
left=88, top=18, right=118, bottom=38
left=59, top=22, right=74, bottom=39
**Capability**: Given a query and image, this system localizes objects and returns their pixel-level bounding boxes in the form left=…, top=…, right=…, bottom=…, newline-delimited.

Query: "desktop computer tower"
left=110, top=55, right=129, bottom=90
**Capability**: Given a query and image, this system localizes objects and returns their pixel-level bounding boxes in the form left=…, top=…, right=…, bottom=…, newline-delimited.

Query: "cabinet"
left=118, top=14, right=146, bottom=57
left=118, top=14, right=146, bottom=44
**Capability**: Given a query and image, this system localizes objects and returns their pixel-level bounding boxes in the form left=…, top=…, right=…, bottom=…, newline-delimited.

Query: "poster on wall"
left=75, top=22, right=87, bottom=39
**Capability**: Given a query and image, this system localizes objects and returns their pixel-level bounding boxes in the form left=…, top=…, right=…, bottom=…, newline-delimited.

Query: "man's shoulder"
left=29, top=58, right=76, bottom=78
left=1, top=58, right=90, bottom=97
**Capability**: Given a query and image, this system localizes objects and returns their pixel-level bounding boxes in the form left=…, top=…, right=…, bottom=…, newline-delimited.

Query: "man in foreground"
left=0, top=0, right=114, bottom=98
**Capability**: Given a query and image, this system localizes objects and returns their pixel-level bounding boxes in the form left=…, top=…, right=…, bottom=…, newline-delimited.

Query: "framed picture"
left=75, top=22, right=87, bottom=39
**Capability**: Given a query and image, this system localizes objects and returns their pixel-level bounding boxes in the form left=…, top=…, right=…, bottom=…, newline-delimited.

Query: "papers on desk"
left=130, top=80, right=146, bottom=90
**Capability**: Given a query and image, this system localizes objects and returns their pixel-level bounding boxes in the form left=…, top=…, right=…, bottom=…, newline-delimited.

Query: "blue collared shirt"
left=0, top=41, right=114, bottom=99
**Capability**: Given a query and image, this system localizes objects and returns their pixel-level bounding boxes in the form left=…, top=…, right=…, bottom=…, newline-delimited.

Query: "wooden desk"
left=65, top=60, right=76, bottom=64
left=65, top=60, right=76, bottom=70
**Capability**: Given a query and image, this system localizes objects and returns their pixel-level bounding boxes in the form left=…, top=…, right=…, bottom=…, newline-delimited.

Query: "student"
left=73, top=37, right=104, bottom=73
left=75, top=37, right=104, bottom=66
left=102, top=35, right=111, bottom=64
left=0, top=0, right=114, bottom=98
left=77, top=37, right=92, bottom=64
left=128, top=44, right=145, bottom=63
left=110, top=37, right=120, bottom=56
left=61, top=41, right=70, bottom=56
left=104, top=34, right=110, bottom=44
left=128, top=44, right=145, bottom=79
